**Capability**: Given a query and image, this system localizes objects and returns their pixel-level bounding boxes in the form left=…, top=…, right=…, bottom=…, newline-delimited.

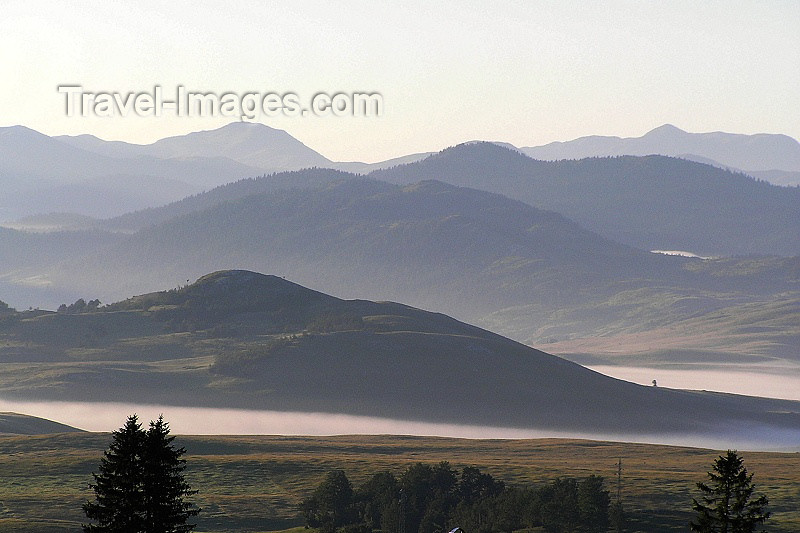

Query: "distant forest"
left=301, top=463, right=618, bottom=533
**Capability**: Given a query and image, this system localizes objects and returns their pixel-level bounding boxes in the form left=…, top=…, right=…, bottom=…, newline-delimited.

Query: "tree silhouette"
left=142, top=416, right=199, bottom=532
left=83, top=415, right=147, bottom=532
left=83, top=414, right=199, bottom=533
left=690, top=450, right=769, bottom=532
left=301, top=470, right=355, bottom=533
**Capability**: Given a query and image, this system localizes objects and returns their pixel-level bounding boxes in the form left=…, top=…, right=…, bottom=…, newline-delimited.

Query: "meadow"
left=1, top=433, right=798, bottom=532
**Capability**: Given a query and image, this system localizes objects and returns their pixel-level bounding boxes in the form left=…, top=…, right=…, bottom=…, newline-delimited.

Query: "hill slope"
left=0, top=125, right=263, bottom=219
left=0, top=412, right=84, bottom=435
left=1, top=270, right=799, bottom=447
left=51, top=178, right=689, bottom=312
left=372, top=142, right=800, bottom=256
left=34, top=177, right=800, bottom=364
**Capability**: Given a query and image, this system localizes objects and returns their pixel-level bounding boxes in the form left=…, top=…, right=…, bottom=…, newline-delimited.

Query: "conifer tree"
left=142, top=415, right=199, bottom=533
left=83, top=414, right=199, bottom=533
left=690, top=450, right=769, bottom=533
left=83, top=415, right=147, bottom=532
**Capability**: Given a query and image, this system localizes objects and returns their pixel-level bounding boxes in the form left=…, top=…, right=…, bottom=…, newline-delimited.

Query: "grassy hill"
left=0, top=412, right=83, bottom=435
left=1, top=270, right=799, bottom=447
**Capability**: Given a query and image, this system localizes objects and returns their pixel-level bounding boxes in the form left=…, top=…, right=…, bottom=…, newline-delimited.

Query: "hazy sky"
left=3, top=1, right=798, bottom=162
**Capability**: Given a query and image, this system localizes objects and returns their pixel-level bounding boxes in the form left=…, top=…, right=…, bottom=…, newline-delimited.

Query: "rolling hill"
left=47, top=177, right=691, bottom=312
left=372, top=142, right=800, bottom=257
left=1, top=269, right=799, bottom=448
left=13, top=175, right=794, bottom=367
left=0, top=412, right=83, bottom=435
left=0, top=125, right=262, bottom=220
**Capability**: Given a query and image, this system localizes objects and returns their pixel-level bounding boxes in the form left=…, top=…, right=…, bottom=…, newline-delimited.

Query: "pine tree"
left=690, top=450, right=770, bottom=533
left=83, top=415, right=147, bottom=532
left=143, top=416, right=199, bottom=533
left=83, top=414, right=199, bottom=533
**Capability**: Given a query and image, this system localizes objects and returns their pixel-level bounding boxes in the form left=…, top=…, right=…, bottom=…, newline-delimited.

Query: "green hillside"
left=1, top=433, right=799, bottom=533
left=1, top=270, right=799, bottom=446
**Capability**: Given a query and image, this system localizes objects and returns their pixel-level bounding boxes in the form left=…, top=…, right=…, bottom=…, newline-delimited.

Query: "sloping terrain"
left=0, top=412, right=83, bottom=435
left=37, top=177, right=799, bottom=360
left=46, top=178, right=695, bottom=317
left=372, top=142, right=800, bottom=256
left=1, top=270, right=799, bottom=447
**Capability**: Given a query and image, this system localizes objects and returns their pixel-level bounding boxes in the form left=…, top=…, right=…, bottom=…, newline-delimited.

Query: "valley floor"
left=1, top=433, right=799, bottom=533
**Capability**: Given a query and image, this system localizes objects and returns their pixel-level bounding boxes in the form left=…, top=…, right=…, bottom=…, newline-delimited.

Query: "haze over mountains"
left=2, top=169, right=796, bottom=373
left=373, top=143, right=800, bottom=257
left=3, top=122, right=798, bottom=224
left=2, top=121, right=799, bottom=384
left=0, top=123, right=422, bottom=222
left=521, top=124, right=800, bottom=186
left=1, top=269, right=798, bottom=448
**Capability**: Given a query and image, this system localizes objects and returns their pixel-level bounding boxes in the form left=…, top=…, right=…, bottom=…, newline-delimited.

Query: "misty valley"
left=1, top=123, right=799, bottom=532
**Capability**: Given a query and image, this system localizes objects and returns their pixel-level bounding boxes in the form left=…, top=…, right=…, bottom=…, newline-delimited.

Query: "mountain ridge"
left=521, top=124, right=800, bottom=179
left=372, top=142, right=800, bottom=256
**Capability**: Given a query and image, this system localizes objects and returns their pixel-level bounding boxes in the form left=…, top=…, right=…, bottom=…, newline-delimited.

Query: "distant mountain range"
left=1, top=170, right=793, bottom=369
left=0, top=123, right=425, bottom=221
left=520, top=124, right=800, bottom=185
left=2, top=125, right=799, bottom=372
left=1, top=269, right=798, bottom=447
left=3, top=122, right=798, bottom=223
left=55, top=121, right=332, bottom=172
left=373, top=143, right=800, bottom=257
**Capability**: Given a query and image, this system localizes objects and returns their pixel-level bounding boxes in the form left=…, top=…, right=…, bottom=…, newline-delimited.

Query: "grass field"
left=1, top=433, right=799, bottom=532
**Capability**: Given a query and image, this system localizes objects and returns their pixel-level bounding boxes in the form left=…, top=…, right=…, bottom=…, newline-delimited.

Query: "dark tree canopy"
left=83, top=415, right=147, bottom=532
left=83, top=414, right=199, bottom=533
left=690, top=450, right=770, bottom=533
left=302, top=464, right=611, bottom=533
left=302, top=470, right=356, bottom=533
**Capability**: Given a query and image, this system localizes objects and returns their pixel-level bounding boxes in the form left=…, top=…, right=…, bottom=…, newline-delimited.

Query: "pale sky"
left=2, top=0, right=798, bottom=162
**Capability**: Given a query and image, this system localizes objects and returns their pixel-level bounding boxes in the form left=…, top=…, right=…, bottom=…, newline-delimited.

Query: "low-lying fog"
left=587, top=364, right=800, bottom=401
left=3, top=378, right=800, bottom=453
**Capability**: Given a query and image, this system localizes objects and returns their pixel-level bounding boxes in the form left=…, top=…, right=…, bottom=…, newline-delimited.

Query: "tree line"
left=301, top=462, right=615, bottom=533
left=81, top=415, right=770, bottom=533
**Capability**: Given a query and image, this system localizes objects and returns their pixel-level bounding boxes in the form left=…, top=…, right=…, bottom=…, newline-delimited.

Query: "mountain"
left=1, top=122, right=337, bottom=221
left=27, top=175, right=797, bottom=368
left=0, top=125, right=259, bottom=220
left=333, top=151, right=434, bottom=174
left=59, top=122, right=333, bottom=171
left=1, top=269, right=799, bottom=447
left=748, top=169, right=800, bottom=187
left=372, top=142, right=800, bottom=257
left=0, top=225, right=124, bottom=310
left=50, top=177, right=688, bottom=311
left=520, top=124, right=800, bottom=184
left=0, top=412, right=84, bottom=435
left=102, top=167, right=356, bottom=232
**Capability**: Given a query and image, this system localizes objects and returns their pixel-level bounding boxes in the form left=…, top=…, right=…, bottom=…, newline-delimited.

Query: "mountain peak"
left=106, top=270, right=336, bottom=315
left=643, top=124, right=687, bottom=138
left=216, top=121, right=280, bottom=133
left=186, top=270, right=331, bottom=303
